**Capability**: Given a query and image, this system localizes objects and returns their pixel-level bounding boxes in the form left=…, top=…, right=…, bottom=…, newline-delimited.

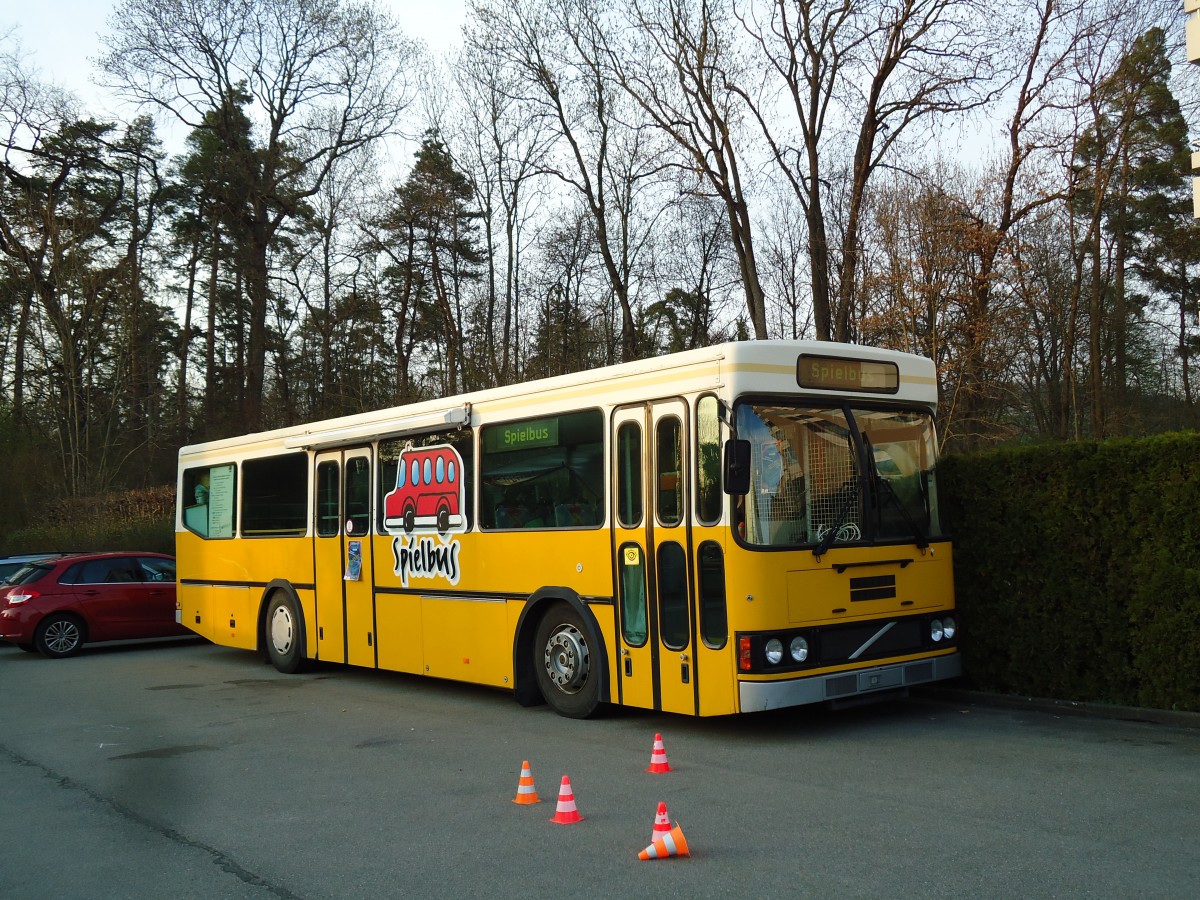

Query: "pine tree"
left=1072, top=27, right=1195, bottom=432
left=383, top=132, right=484, bottom=396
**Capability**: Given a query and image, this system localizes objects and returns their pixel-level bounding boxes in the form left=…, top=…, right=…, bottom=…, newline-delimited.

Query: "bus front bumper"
left=738, top=652, right=962, bottom=712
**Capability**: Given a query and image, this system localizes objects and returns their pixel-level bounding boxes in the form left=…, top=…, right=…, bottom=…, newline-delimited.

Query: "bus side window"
left=183, top=463, right=235, bottom=539
left=480, top=411, right=602, bottom=531
left=183, top=467, right=211, bottom=537
left=616, top=421, right=642, bottom=528
left=619, top=543, right=648, bottom=646
left=345, top=456, right=371, bottom=536
left=656, top=417, right=683, bottom=527
left=696, top=395, right=721, bottom=524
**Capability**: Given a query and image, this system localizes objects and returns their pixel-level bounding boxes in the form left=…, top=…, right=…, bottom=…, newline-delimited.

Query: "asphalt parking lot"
left=3, top=638, right=1198, bottom=899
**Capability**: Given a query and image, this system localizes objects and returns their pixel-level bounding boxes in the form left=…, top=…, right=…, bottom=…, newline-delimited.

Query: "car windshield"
left=735, top=403, right=942, bottom=549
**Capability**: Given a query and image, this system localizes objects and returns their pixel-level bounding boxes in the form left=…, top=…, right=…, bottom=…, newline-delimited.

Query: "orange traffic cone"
left=549, top=775, right=584, bottom=824
left=646, top=732, right=672, bottom=773
left=648, top=801, right=671, bottom=844
left=639, top=823, right=690, bottom=860
left=512, top=760, right=540, bottom=805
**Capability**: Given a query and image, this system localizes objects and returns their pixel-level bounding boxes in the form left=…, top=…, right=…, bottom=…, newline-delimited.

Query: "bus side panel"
left=176, top=531, right=315, bottom=652
left=585, top=600, right=618, bottom=706
left=375, top=591, right=423, bottom=675
left=176, top=581, right=254, bottom=650
left=695, top=529, right=737, bottom=717
left=420, top=596, right=511, bottom=686
left=696, top=644, right=737, bottom=716
left=453, top=532, right=613, bottom=599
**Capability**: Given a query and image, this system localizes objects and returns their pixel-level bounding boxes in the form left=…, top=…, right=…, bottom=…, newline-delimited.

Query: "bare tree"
left=737, top=0, right=1001, bottom=342
left=930, top=0, right=1108, bottom=444
left=617, top=0, right=769, bottom=339
left=100, top=0, right=416, bottom=431
left=450, top=47, right=556, bottom=384
left=468, top=0, right=672, bottom=363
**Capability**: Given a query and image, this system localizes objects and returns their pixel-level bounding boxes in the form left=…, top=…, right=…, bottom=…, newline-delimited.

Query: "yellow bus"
left=175, top=340, right=959, bottom=717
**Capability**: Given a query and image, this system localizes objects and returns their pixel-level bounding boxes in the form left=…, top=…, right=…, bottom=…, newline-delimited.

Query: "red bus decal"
left=383, top=445, right=465, bottom=535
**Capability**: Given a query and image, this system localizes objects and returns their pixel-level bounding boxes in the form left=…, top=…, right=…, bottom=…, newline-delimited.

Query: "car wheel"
left=265, top=592, right=307, bottom=674
left=35, top=614, right=86, bottom=659
left=534, top=602, right=601, bottom=719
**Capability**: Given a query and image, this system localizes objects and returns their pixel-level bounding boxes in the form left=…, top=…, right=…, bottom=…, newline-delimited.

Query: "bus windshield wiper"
left=813, top=479, right=859, bottom=560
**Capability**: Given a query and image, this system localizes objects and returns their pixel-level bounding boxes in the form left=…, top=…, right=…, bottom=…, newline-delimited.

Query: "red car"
left=0, top=552, right=187, bottom=658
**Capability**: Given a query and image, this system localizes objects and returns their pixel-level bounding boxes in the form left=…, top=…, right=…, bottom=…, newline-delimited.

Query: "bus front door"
left=314, top=448, right=377, bottom=668
left=612, top=400, right=696, bottom=716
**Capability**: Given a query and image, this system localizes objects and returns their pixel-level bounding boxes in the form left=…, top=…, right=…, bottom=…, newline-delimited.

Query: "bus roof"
left=178, top=340, right=937, bottom=460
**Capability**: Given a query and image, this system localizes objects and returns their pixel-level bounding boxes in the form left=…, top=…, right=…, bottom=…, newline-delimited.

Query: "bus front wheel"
left=265, top=592, right=306, bottom=674
left=534, top=602, right=600, bottom=719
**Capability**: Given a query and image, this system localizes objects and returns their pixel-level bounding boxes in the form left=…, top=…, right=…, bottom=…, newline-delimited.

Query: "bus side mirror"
left=723, top=439, right=751, bottom=495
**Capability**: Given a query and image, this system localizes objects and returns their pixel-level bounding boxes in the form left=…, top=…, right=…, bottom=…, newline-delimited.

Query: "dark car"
left=0, top=552, right=187, bottom=658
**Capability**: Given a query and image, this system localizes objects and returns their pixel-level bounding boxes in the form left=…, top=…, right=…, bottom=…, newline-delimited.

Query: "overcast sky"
left=5, top=0, right=466, bottom=118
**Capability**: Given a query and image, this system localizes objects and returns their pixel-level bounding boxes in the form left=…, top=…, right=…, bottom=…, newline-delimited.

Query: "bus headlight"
left=789, top=635, right=809, bottom=663
left=942, top=617, right=956, bottom=640
left=931, top=619, right=944, bottom=642
left=764, top=638, right=784, bottom=665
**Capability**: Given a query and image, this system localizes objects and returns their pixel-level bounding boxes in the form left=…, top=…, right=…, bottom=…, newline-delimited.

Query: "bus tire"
left=534, top=601, right=601, bottom=719
left=265, top=592, right=307, bottom=674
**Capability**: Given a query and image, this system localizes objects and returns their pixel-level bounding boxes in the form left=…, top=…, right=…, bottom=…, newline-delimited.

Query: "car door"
left=66, top=557, right=143, bottom=641
left=135, top=556, right=184, bottom=637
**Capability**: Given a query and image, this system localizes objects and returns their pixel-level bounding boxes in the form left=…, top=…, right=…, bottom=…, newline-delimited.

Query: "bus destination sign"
left=483, top=416, right=560, bottom=453
left=796, top=354, right=900, bottom=394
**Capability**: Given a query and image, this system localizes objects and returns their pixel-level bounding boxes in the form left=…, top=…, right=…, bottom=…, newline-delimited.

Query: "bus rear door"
left=612, top=399, right=696, bottom=716
left=314, top=448, right=376, bottom=668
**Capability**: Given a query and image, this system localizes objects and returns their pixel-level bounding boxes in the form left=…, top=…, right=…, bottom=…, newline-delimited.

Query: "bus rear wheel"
left=265, top=592, right=306, bottom=674
left=534, top=602, right=601, bottom=719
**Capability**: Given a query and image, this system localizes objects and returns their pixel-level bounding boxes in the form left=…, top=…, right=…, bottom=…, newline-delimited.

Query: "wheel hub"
left=270, top=606, right=294, bottom=655
left=543, top=625, right=589, bottom=694
left=45, top=620, right=80, bottom=653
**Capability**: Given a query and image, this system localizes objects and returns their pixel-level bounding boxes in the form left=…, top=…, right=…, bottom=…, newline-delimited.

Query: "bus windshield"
left=735, top=403, right=942, bottom=549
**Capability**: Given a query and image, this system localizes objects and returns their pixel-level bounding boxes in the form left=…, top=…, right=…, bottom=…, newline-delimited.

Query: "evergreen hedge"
left=940, top=433, right=1200, bottom=712
left=0, top=486, right=175, bottom=556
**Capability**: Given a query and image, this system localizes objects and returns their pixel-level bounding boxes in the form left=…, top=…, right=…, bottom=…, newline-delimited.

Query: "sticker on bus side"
left=383, top=444, right=467, bottom=587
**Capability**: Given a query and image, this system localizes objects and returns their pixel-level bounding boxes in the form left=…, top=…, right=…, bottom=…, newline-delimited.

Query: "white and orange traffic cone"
left=549, top=775, right=584, bottom=824
left=638, top=823, right=690, bottom=860
left=648, top=800, right=672, bottom=844
left=512, top=760, right=540, bottom=805
left=646, top=732, right=672, bottom=773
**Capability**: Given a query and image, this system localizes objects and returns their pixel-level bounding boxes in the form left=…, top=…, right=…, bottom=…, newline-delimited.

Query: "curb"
left=913, top=685, right=1200, bottom=730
